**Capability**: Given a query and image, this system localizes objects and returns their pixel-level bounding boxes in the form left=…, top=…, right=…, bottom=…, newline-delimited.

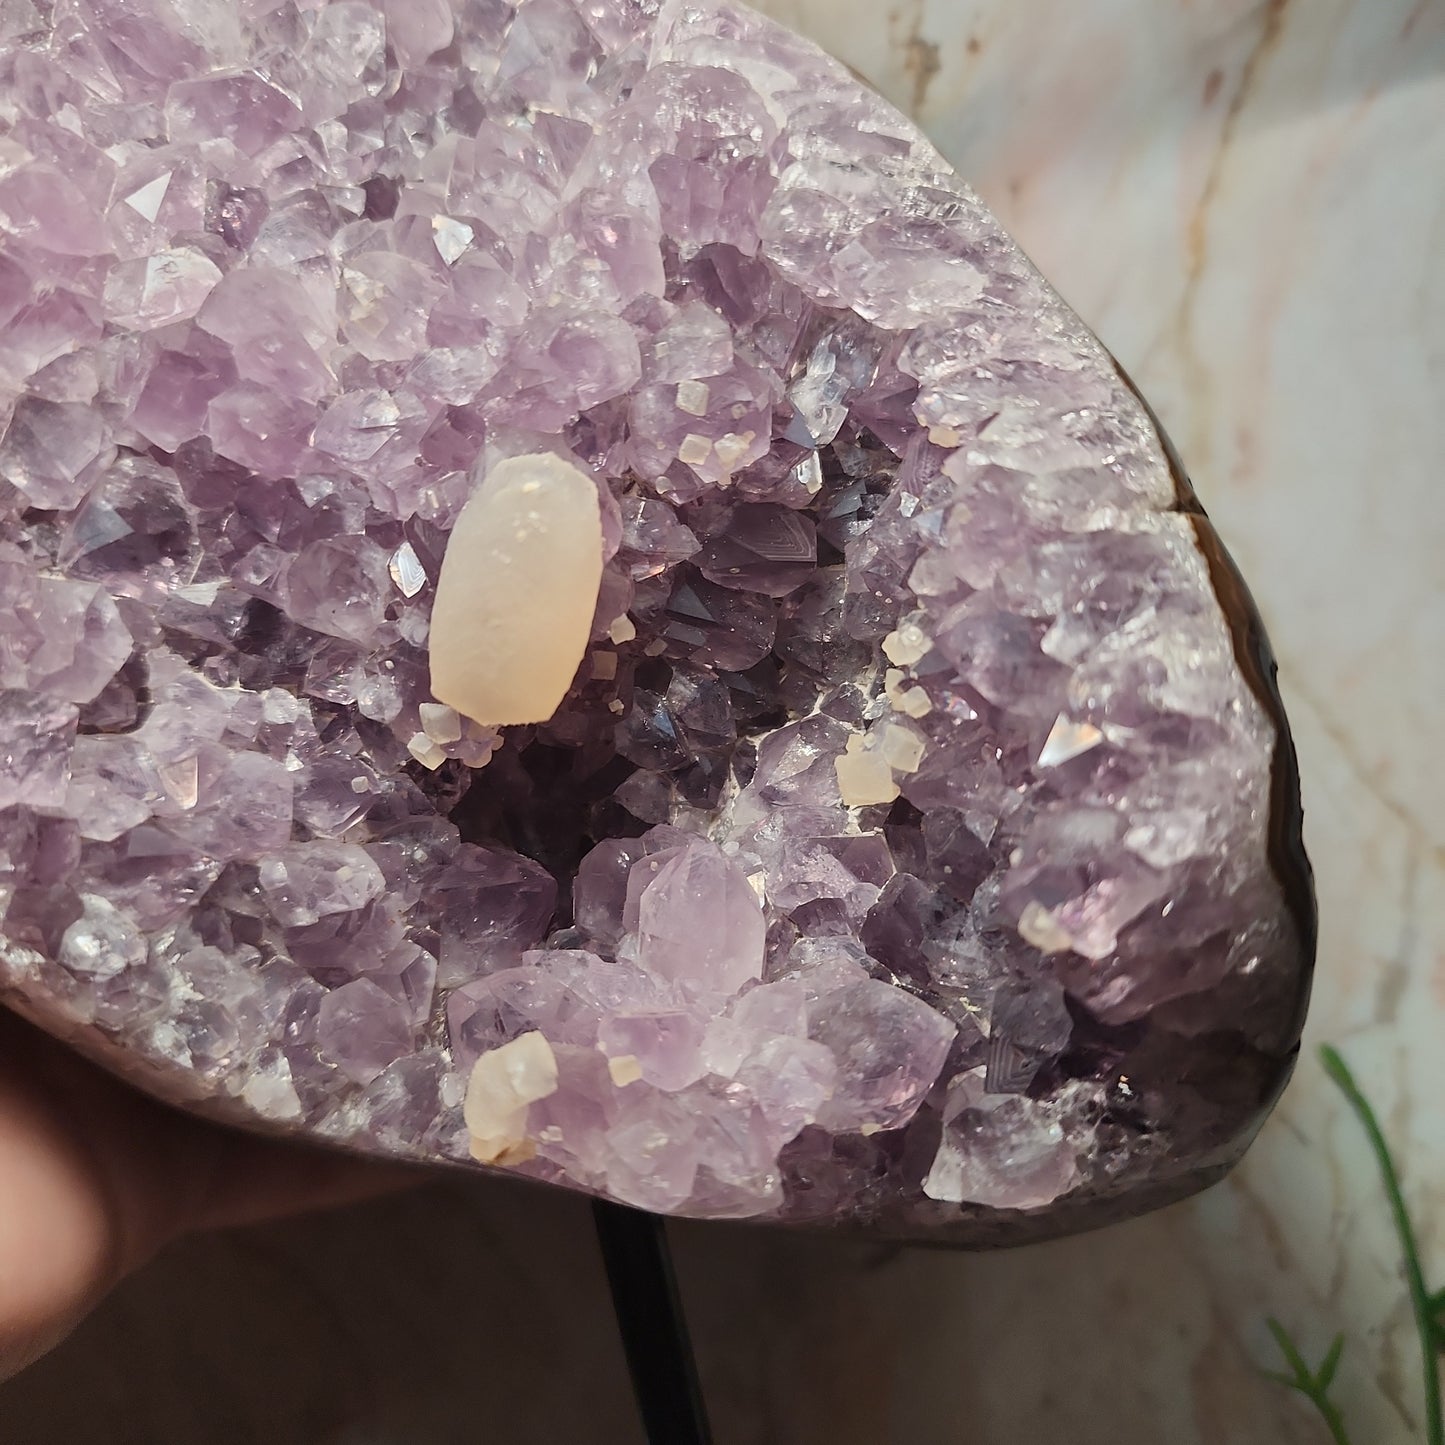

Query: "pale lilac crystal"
left=56, top=895, right=147, bottom=983
left=605, top=1090, right=706, bottom=1212
left=165, top=75, right=303, bottom=160
left=0, top=692, right=79, bottom=811
left=598, top=1010, right=707, bottom=1091
left=631, top=839, right=765, bottom=995
left=0, top=0, right=1311, bottom=1243
left=736, top=1035, right=838, bottom=1139
left=316, top=977, right=414, bottom=1086
left=1, top=566, right=133, bottom=704
left=283, top=537, right=392, bottom=644
left=922, top=1071, right=1084, bottom=1212
left=0, top=396, right=109, bottom=509
left=257, top=843, right=386, bottom=928
left=807, top=976, right=957, bottom=1134
left=433, top=845, right=557, bottom=988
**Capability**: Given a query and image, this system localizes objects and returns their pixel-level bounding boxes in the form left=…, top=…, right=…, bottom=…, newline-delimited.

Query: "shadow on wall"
left=0, top=1180, right=644, bottom=1445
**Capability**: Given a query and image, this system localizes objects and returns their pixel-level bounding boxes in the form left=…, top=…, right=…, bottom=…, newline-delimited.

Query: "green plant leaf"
left=1427, top=1287, right=1445, bottom=1352
left=1316, top=1334, right=1346, bottom=1393
left=1262, top=1047, right=1445, bottom=1445
left=1267, top=1317, right=1311, bottom=1382
left=1264, top=1319, right=1355, bottom=1445
left=1320, top=1045, right=1444, bottom=1445
left=1263, top=1370, right=1303, bottom=1391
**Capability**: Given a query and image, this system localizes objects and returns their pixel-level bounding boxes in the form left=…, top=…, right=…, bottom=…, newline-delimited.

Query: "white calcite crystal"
left=464, top=1031, right=560, bottom=1164
left=430, top=453, right=604, bottom=727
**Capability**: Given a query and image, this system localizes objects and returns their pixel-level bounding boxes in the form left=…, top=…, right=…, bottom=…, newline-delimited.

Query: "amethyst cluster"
left=0, top=0, right=1312, bottom=1240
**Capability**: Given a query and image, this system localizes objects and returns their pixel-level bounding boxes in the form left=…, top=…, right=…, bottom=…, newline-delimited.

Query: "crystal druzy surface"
left=0, top=0, right=1313, bottom=1241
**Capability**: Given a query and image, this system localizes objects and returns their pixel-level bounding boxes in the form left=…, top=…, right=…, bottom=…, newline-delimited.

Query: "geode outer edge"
left=0, top=0, right=1314, bottom=1245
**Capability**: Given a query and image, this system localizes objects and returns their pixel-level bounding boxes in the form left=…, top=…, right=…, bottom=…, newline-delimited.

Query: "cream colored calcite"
left=882, top=621, right=929, bottom=666
left=835, top=741, right=900, bottom=808
left=606, top=1054, right=644, bottom=1087
left=418, top=701, right=462, bottom=743
left=884, top=667, right=933, bottom=718
left=463, top=1031, right=559, bottom=1165
left=430, top=453, right=604, bottom=728
left=406, top=732, right=446, bottom=769
left=1017, top=899, right=1074, bottom=956
left=880, top=724, right=926, bottom=774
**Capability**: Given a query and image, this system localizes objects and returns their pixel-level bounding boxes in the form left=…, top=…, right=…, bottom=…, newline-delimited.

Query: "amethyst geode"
left=0, top=0, right=1313, bottom=1242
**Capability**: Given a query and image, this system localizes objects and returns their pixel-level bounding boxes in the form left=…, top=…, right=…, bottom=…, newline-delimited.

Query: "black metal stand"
left=592, top=1199, right=714, bottom=1445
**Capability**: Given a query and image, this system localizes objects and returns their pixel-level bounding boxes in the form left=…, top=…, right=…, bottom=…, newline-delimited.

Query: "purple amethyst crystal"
left=0, top=0, right=1313, bottom=1243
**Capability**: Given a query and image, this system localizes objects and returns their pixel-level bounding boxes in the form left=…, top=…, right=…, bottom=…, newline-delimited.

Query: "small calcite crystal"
left=430, top=454, right=604, bottom=727
left=0, top=0, right=1313, bottom=1245
left=465, top=1032, right=560, bottom=1164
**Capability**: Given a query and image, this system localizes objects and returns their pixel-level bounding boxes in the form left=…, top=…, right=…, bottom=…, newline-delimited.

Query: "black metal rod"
left=592, top=1199, right=714, bottom=1445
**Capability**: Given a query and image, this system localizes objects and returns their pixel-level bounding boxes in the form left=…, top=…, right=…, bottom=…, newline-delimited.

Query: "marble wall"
left=1, top=2, right=1439, bottom=1442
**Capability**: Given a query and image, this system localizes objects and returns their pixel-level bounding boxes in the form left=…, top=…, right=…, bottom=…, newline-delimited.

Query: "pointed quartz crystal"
left=0, top=0, right=1312, bottom=1245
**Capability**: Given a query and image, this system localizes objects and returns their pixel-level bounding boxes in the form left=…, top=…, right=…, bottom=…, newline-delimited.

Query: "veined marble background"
left=2, top=2, right=1441, bottom=1442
